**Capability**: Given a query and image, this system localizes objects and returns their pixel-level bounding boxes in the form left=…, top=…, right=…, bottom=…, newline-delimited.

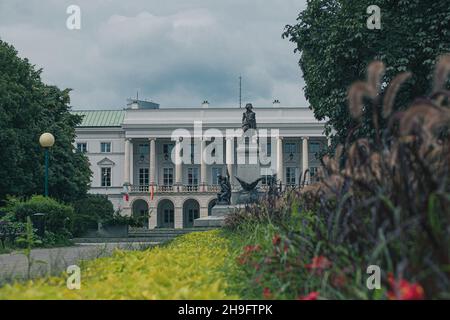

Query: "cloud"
left=0, top=0, right=307, bottom=109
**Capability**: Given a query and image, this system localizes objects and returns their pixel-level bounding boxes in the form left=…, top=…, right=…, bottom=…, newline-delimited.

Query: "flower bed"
left=0, top=230, right=239, bottom=300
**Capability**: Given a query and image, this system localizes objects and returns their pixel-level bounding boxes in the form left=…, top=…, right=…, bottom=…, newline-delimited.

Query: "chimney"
left=273, top=99, right=281, bottom=107
left=202, top=100, right=209, bottom=108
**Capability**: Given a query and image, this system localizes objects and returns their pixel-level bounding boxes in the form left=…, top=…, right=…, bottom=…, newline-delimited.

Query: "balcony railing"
left=129, top=183, right=310, bottom=194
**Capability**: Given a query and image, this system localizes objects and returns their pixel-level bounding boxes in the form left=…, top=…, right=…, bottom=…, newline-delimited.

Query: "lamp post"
left=39, top=133, right=55, bottom=197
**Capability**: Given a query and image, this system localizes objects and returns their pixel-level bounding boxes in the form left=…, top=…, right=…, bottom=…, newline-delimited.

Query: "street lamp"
left=39, top=133, right=55, bottom=197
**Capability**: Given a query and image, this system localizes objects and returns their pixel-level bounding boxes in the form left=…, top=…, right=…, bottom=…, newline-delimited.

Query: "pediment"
left=97, top=157, right=115, bottom=166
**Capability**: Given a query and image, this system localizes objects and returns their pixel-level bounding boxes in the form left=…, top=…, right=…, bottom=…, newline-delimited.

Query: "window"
left=163, top=144, right=174, bottom=155
left=260, top=168, right=273, bottom=186
left=260, top=142, right=272, bottom=157
left=76, top=142, right=87, bottom=153
left=261, top=175, right=272, bottom=186
left=286, top=167, right=296, bottom=185
left=188, top=167, right=199, bottom=186
left=164, top=209, right=174, bottom=224
left=310, top=167, right=318, bottom=177
left=163, top=168, right=174, bottom=186
left=101, top=142, right=111, bottom=153
left=101, top=167, right=111, bottom=187
left=310, top=142, right=322, bottom=154
left=211, top=167, right=222, bottom=185
left=139, top=168, right=149, bottom=186
left=284, top=142, right=296, bottom=154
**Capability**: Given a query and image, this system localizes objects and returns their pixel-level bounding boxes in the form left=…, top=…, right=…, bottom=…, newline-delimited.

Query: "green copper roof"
left=72, top=110, right=125, bottom=127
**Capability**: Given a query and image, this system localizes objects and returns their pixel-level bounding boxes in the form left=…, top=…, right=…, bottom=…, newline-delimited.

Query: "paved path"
left=0, top=242, right=157, bottom=284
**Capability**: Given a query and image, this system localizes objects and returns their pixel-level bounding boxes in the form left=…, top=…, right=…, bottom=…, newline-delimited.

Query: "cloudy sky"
left=0, top=0, right=307, bottom=109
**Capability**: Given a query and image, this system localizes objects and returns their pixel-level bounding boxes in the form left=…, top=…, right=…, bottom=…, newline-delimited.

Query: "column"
left=175, top=139, right=182, bottom=185
left=148, top=206, right=157, bottom=229
left=226, top=137, right=234, bottom=184
left=174, top=207, right=183, bottom=229
left=149, top=138, right=156, bottom=185
left=302, top=137, right=309, bottom=184
left=276, top=137, right=284, bottom=186
left=200, top=138, right=207, bottom=191
left=200, top=207, right=209, bottom=218
left=124, top=138, right=131, bottom=184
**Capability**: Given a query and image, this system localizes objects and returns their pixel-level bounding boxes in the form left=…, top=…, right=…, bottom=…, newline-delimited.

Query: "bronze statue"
left=242, top=103, right=257, bottom=132
left=217, top=169, right=232, bottom=205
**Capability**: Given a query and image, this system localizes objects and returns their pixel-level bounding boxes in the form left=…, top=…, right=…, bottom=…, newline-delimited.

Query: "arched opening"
left=183, top=199, right=200, bottom=228
left=208, top=199, right=217, bottom=216
left=157, top=199, right=175, bottom=228
left=132, top=199, right=149, bottom=228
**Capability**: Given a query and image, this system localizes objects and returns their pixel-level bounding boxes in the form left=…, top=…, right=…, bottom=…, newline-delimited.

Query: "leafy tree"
left=0, top=39, right=91, bottom=203
left=72, top=194, right=114, bottom=236
left=283, top=0, right=450, bottom=146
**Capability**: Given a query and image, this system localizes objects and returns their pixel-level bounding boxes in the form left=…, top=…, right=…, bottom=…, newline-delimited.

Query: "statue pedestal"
left=193, top=204, right=245, bottom=227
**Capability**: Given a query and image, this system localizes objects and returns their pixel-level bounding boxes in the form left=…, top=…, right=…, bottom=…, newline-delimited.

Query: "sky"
left=0, top=0, right=308, bottom=110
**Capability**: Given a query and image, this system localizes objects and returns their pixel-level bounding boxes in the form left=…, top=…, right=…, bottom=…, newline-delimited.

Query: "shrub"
left=72, top=194, right=114, bottom=237
left=4, top=196, right=74, bottom=240
left=0, top=230, right=239, bottom=299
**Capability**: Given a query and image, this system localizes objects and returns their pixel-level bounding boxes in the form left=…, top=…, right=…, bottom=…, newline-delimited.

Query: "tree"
left=0, top=39, right=91, bottom=203
left=283, top=0, right=450, bottom=146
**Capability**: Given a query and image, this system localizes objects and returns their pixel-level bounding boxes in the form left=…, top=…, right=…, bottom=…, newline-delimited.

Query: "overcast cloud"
left=0, top=0, right=307, bottom=109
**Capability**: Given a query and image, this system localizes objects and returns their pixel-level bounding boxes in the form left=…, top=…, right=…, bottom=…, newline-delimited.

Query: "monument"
left=194, top=103, right=264, bottom=227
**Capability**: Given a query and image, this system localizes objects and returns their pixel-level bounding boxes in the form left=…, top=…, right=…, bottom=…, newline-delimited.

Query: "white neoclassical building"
left=73, top=100, right=327, bottom=229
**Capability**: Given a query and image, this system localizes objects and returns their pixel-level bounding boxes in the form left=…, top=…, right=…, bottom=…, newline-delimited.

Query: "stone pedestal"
left=193, top=204, right=245, bottom=227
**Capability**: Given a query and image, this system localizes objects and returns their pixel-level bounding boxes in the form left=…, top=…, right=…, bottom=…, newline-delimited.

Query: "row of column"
left=123, top=137, right=311, bottom=187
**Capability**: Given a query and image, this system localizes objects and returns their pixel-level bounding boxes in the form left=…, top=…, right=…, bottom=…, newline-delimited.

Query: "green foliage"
left=283, top=0, right=450, bottom=146
left=0, top=39, right=91, bottom=204
left=0, top=231, right=239, bottom=299
left=224, top=57, right=450, bottom=300
left=72, top=194, right=114, bottom=236
left=4, top=196, right=74, bottom=239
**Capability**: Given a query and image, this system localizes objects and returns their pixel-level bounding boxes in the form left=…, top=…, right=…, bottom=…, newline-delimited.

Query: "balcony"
left=130, top=184, right=221, bottom=194
left=129, top=183, right=309, bottom=195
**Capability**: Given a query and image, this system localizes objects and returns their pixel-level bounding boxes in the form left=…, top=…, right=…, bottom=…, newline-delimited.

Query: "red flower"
left=263, top=287, right=272, bottom=299
left=331, top=273, right=347, bottom=288
left=305, top=256, right=332, bottom=271
left=297, top=291, right=319, bottom=300
left=387, top=273, right=424, bottom=300
left=272, top=234, right=281, bottom=246
left=244, top=244, right=261, bottom=253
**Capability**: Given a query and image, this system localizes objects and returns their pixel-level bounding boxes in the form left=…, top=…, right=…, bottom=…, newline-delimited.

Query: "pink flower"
left=297, top=291, right=319, bottom=300
left=305, top=256, right=332, bottom=271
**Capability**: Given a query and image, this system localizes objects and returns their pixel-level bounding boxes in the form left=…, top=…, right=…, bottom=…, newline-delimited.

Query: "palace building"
left=73, top=99, right=327, bottom=229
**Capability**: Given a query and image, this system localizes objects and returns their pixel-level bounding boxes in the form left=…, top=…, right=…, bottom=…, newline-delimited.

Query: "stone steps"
left=73, top=227, right=217, bottom=244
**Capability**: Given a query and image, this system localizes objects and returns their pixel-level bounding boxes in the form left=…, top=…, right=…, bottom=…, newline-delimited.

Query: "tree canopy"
left=283, top=0, right=450, bottom=145
left=0, top=39, right=91, bottom=204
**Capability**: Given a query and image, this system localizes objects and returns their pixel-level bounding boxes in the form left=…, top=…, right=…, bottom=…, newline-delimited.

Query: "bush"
left=0, top=230, right=239, bottom=299
left=3, top=196, right=74, bottom=240
left=72, top=194, right=114, bottom=237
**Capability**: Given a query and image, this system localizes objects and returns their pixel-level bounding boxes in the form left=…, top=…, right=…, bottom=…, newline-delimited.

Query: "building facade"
left=73, top=100, right=327, bottom=229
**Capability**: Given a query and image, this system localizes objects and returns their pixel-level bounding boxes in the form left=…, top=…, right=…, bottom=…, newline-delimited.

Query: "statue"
left=242, top=103, right=257, bottom=132
left=235, top=176, right=263, bottom=204
left=235, top=176, right=263, bottom=192
left=217, top=169, right=232, bottom=205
